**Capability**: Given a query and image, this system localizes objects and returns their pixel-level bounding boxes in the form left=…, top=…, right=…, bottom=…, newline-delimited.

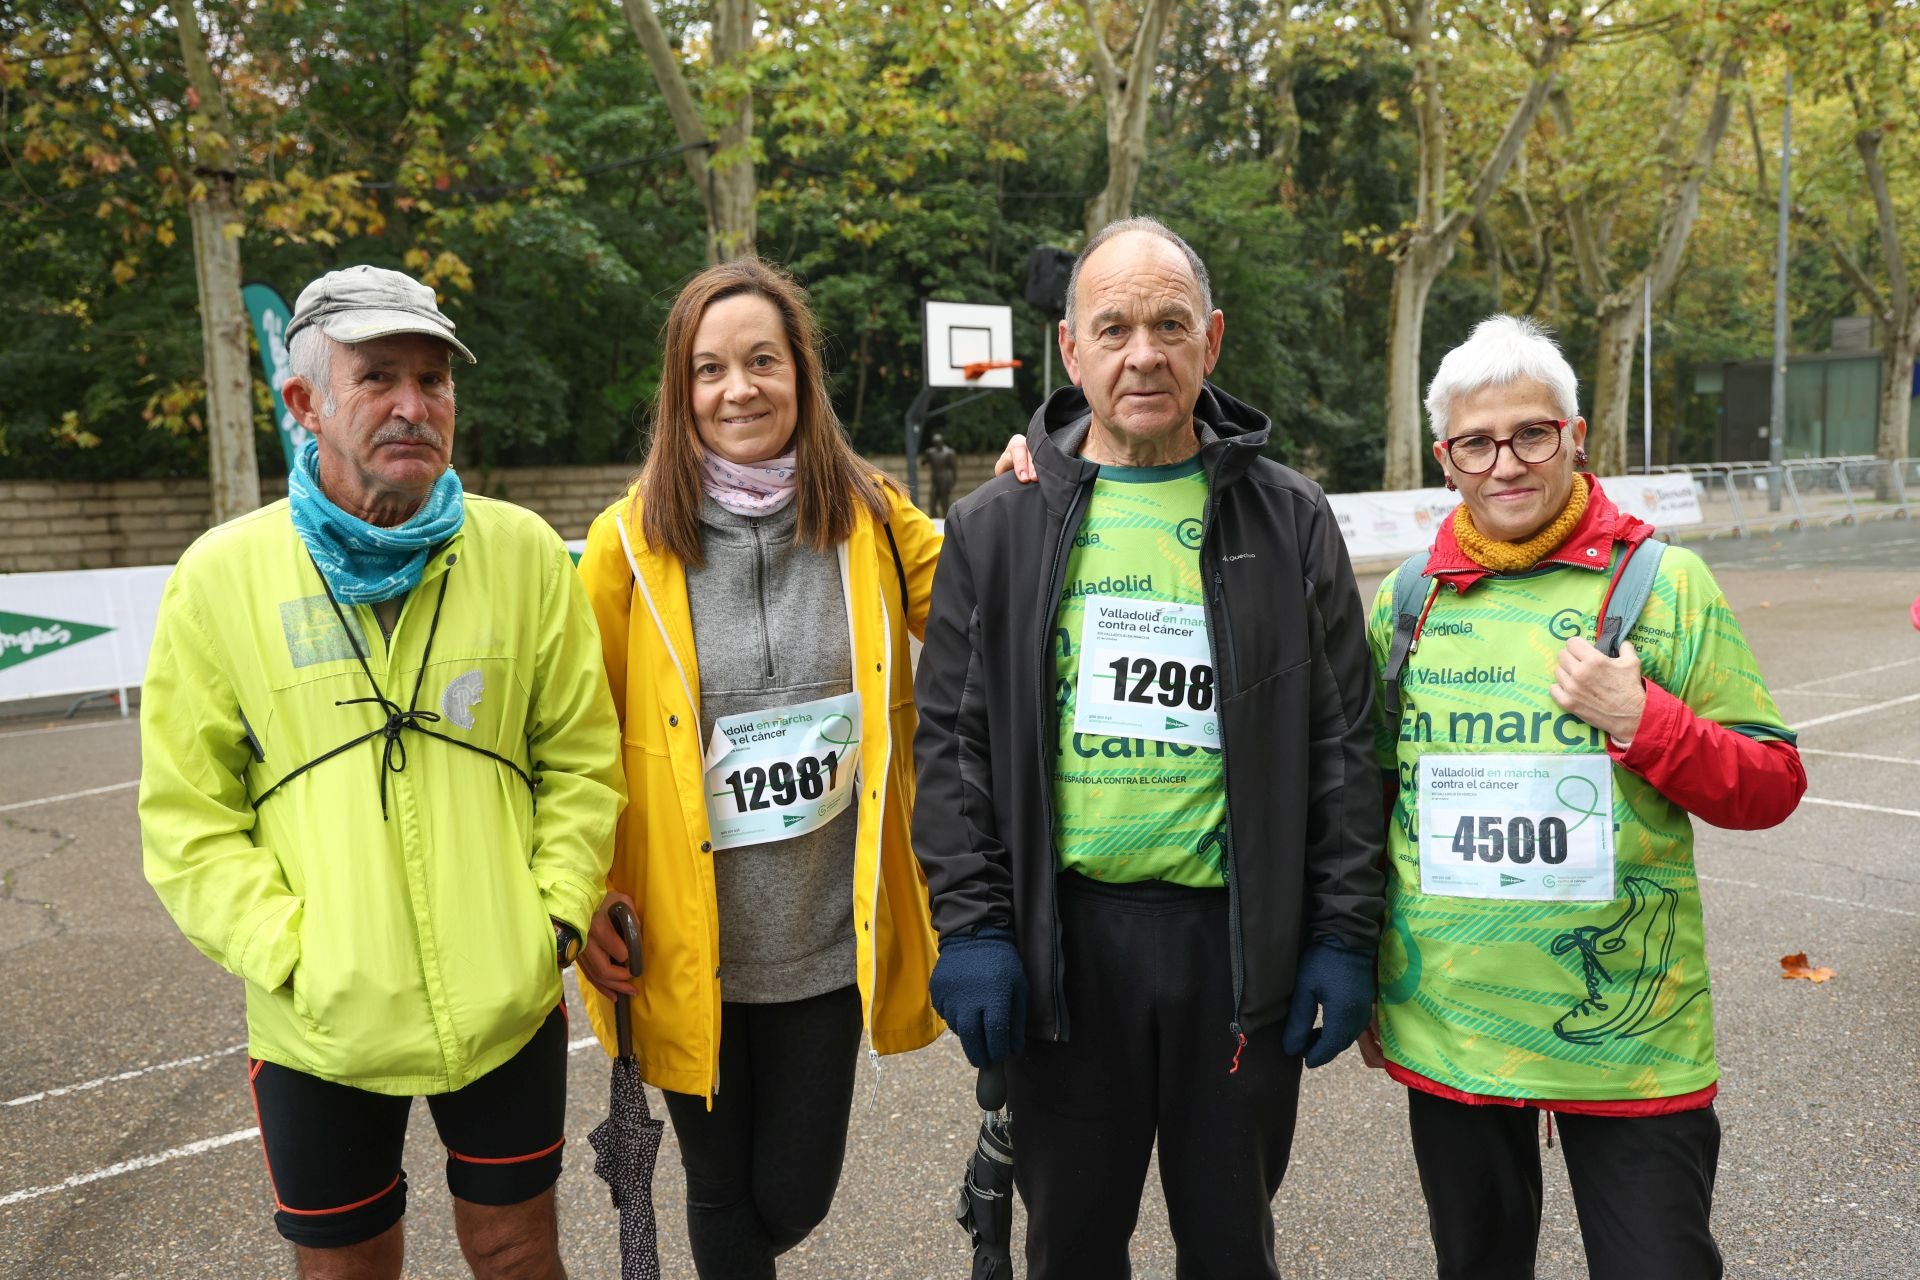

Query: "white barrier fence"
left=0, top=480, right=1703, bottom=709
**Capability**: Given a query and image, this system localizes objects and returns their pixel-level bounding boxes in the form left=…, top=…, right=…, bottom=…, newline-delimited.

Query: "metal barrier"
left=1636, top=455, right=1916, bottom=538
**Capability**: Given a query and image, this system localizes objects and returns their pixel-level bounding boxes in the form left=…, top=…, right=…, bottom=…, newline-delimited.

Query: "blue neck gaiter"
left=287, top=437, right=465, bottom=605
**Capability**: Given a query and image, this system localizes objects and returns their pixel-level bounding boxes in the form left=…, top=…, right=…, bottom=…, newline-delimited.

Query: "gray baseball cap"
left=283, top=264, right=477, bottom=363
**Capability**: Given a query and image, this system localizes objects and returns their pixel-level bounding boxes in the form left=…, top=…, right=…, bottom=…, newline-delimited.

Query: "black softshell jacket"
left=911, top=383, right=1386, bottom=1048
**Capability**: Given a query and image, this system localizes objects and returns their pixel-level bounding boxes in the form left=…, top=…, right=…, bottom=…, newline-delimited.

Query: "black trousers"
left=1006, top=873, right=1304, bottom=1280
left=661, top=984, right=863, bottom=1280
left=1407, top=1087, right=1724, bottom=1280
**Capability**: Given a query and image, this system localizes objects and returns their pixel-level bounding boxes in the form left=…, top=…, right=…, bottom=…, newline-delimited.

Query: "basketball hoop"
left=963, top=359, right=1023, bottom=382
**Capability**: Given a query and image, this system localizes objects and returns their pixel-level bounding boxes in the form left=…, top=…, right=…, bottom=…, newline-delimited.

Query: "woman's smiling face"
left=689, top=293, right=799, bottom=465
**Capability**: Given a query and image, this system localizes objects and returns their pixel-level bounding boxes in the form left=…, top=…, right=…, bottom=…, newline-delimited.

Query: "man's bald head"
left=1063, top=217, right=1212, bottom=330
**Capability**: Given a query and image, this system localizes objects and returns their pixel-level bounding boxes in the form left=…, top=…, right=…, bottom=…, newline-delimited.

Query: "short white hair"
left=286, top=326, right=338, bottom=416
left=1424, top=315, right=1579, bottom=440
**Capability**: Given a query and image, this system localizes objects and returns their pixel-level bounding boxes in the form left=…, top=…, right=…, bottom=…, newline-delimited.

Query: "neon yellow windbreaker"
left=575, top=482, right=944, bottom=1099
left=139, top=497, right=625, bottom=1096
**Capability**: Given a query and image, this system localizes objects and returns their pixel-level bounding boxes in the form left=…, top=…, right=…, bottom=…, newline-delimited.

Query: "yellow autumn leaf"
left=155, top=223, right=176, bottom=247
left=111, top=259, right=137, bottom=285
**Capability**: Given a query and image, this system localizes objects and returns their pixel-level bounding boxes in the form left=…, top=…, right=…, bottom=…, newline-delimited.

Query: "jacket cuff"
left=1608, top=678, right=1685, bottom=768
left=230, top=896, right=302, bottom=992
left=537, top=869, right=601, bottom=940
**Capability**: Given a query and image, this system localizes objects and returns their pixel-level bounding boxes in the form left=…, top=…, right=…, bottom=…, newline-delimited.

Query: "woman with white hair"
left=1359, top=315, right=1806, bottom=1280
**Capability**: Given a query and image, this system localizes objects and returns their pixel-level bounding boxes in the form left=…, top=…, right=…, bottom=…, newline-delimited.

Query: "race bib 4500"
left=1417, top=753, right=1615, bottom=902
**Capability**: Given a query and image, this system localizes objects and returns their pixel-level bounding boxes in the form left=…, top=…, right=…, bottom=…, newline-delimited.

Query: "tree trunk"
left=1382, top=245, right=1440, bottom=490
left=1587, top=295, right=1641, bottom=476
left=620, top=0, right=755, bottom=263
left=170, top=0, right=259, bottom=524
left=1076, top=0, right=1177, bottom=240
left=1875, top=303, right=1918, bottom=499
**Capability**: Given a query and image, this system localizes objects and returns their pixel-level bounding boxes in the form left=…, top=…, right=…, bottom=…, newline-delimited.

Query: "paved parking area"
left=3, top=521, right=1916, bottom=1278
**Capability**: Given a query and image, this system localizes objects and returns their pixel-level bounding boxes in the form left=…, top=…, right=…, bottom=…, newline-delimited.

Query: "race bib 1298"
left=1072, top=594, right=1219, bottom=748
left=702, top=691, right=861, bottom=852
left=1417, top=752, right=1615, bottom=902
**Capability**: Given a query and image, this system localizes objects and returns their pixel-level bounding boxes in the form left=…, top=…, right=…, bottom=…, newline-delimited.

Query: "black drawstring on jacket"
left=250, top=554, right=536, bottom=819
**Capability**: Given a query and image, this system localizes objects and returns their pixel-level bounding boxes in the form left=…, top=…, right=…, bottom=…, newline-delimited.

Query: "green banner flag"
left=0, top=610, right=113, bottom=674
left=242, top=282, right=311, bottom=470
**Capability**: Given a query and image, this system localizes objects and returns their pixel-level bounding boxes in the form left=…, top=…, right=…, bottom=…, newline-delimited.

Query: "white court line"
left=0, top=780, right=138, bottom=814
left=1699, top=874, right=1920, bottom=919
left=1775, top=689, right=1869, bottom=700
left=1781, top=653, right=1920, bottom=692
left=0, top=718, right=134, bottom=742
left=0, top=1036, right=612, bottom=1208
left=1794, top=691, right=1920, bottom=730
left=0, top=1129, right=260, bottom=1208
left=1799, top=796, right=1920, bottom=820
left=6, top=1044, right=247, bottom=1108
left=1801, top=748, right=1920, bottom=767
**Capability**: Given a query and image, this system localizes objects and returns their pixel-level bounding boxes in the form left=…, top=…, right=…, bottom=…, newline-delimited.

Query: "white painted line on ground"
left=1780, top=653, right=1920, bottom=692
left=0, top=718, right=134, bottom=741
left=1799, top=796, right=1920, bottom=820
left=1793, top=691, right=1920, bottom=730
left=1699, top=874, right=1919, bottom=919
left=2, top=1036, right=615, bottom=1208
left=0, top=779, right=138, bottom=814
left=0, top=1128, right=260, bottom=1208
left=1774, top=689, right=1869, bottom=700
left=1801, top=748, right=1920, bottom=767
left=6, top=1043, right=248, bottom=1108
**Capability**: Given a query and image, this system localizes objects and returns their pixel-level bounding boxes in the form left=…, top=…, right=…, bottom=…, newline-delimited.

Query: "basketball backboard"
left=923, top=300, right=1016, bottom=389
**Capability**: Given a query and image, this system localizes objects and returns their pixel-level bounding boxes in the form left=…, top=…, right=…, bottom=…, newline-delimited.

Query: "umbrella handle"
left=610, top=900, right=643, bottom=1061
left=976, top=1061, right=1007, bottom=1113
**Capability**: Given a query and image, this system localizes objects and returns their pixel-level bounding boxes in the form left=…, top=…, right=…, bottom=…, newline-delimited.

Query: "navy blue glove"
left=1279, top=940, right=1376, bottom=1069
left=929, top=927, right=1027, bottom=1068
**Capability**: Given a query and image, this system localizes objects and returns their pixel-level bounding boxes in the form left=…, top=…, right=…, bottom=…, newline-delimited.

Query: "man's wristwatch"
left=553, top=919, right=582, bottom=970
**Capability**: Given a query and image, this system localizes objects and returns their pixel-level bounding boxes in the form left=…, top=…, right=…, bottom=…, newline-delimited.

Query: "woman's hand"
left=1356, top=1007, right=1386, bottom=1070
left=1550, top=637, right=1647, bottom=744
left=579, top=890, right=640, bottom=1000
left=992, top=433, right=1037, bottom=483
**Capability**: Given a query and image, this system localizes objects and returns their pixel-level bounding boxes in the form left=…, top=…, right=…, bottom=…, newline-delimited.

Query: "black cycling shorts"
left=247, top=1003, right=568, bottom=1249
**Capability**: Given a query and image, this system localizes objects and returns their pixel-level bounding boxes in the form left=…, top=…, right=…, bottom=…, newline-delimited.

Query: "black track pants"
left=661, top=984, right=863, bottom=1280
left=1006, top=873, right=1305, bottom=1280
left=1407, top=1087, right=1724, bottom=1280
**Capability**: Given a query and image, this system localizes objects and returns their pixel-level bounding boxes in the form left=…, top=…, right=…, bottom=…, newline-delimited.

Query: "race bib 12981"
left=701, top=691, right=861, bottom=852
left=1417, top=752, right=1615, bottom=902
left=1072, top=594, right=1219, bottom=748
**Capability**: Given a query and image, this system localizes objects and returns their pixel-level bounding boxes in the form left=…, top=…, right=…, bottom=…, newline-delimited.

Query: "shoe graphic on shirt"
left=1549, top=875, right=1682, bottom=1046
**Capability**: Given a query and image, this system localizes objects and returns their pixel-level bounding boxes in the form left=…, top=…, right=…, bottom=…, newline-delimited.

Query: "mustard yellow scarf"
left=1452, top=474, right=1591, bottom=572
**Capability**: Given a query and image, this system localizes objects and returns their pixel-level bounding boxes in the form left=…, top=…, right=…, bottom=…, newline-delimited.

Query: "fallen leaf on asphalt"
left=1759, top=600, right=1772, bottom=608
left=1779, top=952, right=1836, bottom=983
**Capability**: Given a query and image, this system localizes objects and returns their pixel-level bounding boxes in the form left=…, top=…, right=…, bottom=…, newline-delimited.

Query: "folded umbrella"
left=954, top=1061, right=1014, bottom=1279
left=589, top=901, right=666, bottom=1280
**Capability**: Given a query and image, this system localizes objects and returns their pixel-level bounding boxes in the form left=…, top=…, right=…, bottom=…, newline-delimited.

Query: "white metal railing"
left=1634, top=455, right=1917, bottom=537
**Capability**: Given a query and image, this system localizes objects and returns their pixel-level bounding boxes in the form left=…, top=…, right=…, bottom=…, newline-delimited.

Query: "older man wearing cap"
left=139, top=265, right=624, bottom=1279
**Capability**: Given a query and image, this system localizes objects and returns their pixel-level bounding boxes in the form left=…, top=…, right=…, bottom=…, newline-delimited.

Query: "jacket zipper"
left=1201, top=467, right=1249, bottom=1069
left=1036, top=481, right=1090, bottom=1042
left=752, top=521, right=774, bottom=679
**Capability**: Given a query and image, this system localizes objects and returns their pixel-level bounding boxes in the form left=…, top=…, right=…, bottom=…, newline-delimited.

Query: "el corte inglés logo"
left=0, top=610, right=113, bottom=673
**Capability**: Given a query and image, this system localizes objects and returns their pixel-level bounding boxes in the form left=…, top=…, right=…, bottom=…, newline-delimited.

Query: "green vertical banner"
left=242, top=282, right=310, bottom=470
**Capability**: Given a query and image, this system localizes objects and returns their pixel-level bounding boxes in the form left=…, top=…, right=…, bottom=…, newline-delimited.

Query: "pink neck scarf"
left=699, top=446, right=799, bottom=517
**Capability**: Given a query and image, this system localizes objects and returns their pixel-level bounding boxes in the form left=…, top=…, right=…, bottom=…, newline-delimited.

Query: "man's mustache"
left=372, top=423, right=445, bottom=448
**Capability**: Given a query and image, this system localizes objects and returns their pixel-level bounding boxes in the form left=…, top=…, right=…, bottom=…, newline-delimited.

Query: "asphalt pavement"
left=2, top=520, right=1917, bottom=1278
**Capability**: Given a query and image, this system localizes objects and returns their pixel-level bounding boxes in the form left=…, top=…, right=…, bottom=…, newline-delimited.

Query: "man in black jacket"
left=912, top=217, right=1385, bottom=1278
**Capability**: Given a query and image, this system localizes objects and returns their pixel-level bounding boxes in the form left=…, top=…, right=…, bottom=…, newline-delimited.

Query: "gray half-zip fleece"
left=686, top=495, right=856, bottom=1004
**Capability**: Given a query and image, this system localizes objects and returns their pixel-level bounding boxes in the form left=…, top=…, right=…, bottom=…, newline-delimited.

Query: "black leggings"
left=1408, top=1087, right=1723, bottom=1280
left=662, top=984, right=863, bottom=1280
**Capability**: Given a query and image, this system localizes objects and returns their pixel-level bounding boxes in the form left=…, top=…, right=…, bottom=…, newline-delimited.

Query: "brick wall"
left=0, top=454, right=1004, bottom=573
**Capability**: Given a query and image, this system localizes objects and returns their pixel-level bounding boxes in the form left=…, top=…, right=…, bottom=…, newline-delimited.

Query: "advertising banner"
left=242, top=282, right=309, bottom=470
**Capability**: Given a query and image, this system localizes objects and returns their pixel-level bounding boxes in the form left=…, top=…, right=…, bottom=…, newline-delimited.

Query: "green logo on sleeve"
left=0, top=611, right=113, bottom=672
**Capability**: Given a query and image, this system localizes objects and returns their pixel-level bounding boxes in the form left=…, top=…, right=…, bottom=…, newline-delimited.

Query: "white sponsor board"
left=0, top=566, right=172, bottom=708
left=1329, top=473, right=1701, bottom=564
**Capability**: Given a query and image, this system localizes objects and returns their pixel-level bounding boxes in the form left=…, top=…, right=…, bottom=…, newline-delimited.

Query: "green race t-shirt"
left=1367, top=545, right=1793, bottom=1101
left=1052, top=458, right=1227, bottom=887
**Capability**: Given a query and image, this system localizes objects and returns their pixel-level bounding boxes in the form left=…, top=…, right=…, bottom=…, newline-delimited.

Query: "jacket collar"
left=1425, top=476, right=1651, bottom=592
left=1027, top=382, right=1271, bottom=507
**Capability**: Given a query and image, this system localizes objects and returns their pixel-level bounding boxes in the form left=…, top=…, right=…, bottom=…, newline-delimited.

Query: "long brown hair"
left=637, top=258, right=893, bottom=565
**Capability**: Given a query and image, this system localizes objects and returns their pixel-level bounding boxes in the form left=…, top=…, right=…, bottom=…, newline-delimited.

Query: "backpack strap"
left=1381, top=551, right=1433, bottom=721
left=1597, top=538, right=1667, bottom=657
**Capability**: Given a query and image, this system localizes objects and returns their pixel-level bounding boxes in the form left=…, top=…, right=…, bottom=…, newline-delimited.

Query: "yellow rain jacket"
left=575, top=483, right=944, bottom=1098
left=139, top=498, right=625, bottom=1095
